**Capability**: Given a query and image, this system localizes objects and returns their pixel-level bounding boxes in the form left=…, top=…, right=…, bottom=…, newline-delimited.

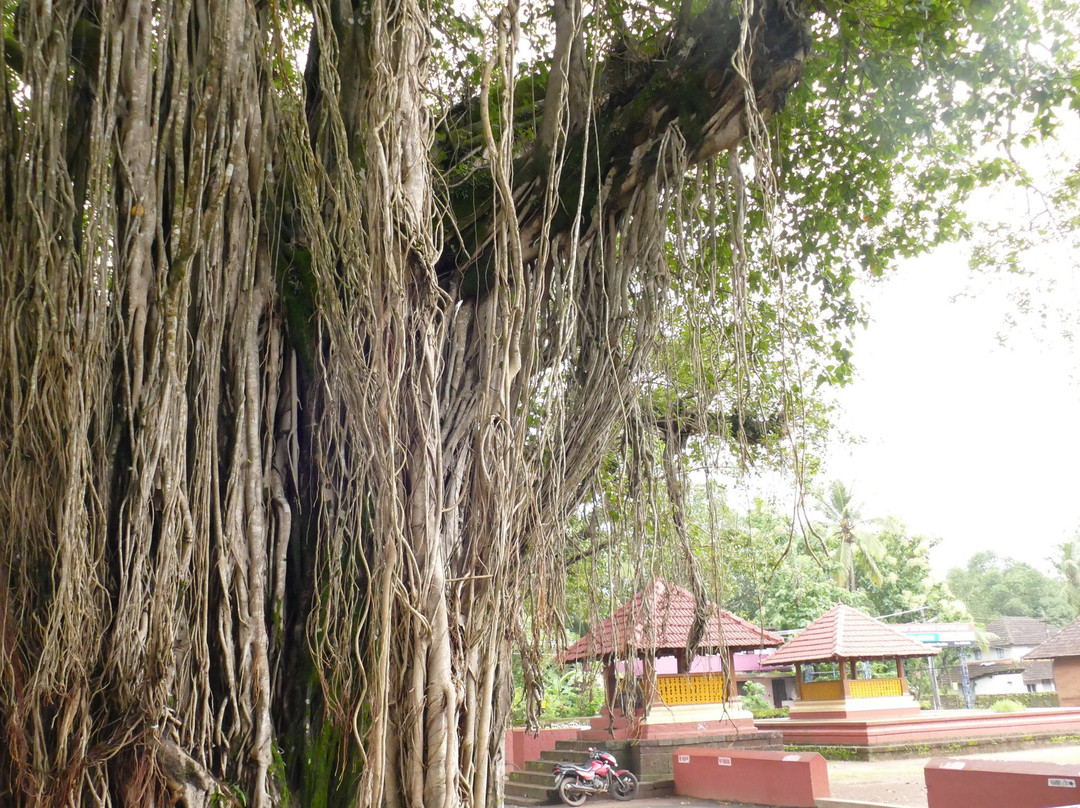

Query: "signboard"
left=677, top=755, right=690, bottom=764
left=1049, top=779, right=1077, bottom=789
left=897, top=622, right=977, bottom=646
left=717, top=757, right=732, bottom=766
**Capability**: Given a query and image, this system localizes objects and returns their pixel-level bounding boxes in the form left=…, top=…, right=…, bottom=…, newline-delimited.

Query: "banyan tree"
left=0, top=0, right=1073, bottom=803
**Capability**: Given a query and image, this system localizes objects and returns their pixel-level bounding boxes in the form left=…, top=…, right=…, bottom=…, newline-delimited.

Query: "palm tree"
left=817, top=481, right=885, bottom=591
left=1054, top=539, right=1080, bottom=616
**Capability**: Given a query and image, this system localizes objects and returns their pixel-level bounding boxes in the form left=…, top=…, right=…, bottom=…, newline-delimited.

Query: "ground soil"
left=827, top=742, right=1080, bottom=807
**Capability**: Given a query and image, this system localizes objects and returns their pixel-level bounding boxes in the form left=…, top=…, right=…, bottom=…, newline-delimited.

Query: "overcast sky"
left=821, top=244, right=1080, bottom=577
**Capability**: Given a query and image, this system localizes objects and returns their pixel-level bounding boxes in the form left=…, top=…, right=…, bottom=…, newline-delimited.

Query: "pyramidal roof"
left=562, top=578, right=784, bottom=662
left=765, top=604, right=939, bottom=665
left=1025, top=616, right=1080, bottom=660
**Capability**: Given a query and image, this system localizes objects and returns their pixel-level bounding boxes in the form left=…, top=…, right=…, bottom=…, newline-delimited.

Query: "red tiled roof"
left=1025, top=616, right=1080, bottom=660
left=764, top=604, right=940, bottom=665
left=562, top=579, right=783, bottom=662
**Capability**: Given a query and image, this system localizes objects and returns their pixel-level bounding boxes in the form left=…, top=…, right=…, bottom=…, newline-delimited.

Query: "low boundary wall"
left=673, top=746, right=830, bottom=808
left=925, top=757, right=1080, bottom=808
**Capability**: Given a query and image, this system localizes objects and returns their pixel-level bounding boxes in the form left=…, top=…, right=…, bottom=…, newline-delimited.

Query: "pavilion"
left=756, top=604, right=1080, bottom=758
left=562, top=578, right=784, bottom=740
left=764, top=603, right=936, bottom=719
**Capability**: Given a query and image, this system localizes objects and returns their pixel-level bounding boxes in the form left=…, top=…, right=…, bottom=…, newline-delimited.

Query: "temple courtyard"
left=591, top=743, right=1080, bottom=808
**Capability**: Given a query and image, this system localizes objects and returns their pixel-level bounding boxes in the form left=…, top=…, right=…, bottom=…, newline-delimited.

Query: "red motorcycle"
left=551, top=747, right=639, bottom=805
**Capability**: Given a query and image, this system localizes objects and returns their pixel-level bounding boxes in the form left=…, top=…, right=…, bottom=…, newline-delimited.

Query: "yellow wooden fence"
left=849, top=678, right=903, bottom=698
left=800, top=679, right=843, bottom=701
left=655, top=673, right=728, bottom=705
left=800, top=677, right=903, bottom=700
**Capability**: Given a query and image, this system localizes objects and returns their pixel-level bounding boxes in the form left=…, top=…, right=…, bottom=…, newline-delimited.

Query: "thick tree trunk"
left=0, top=0, right=810, bottom=804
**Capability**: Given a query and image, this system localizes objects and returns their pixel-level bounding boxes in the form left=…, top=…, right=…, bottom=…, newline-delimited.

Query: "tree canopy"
left=947, top=551, right=1074, bottom=626
left=0, top=0, right=1076, bottom=804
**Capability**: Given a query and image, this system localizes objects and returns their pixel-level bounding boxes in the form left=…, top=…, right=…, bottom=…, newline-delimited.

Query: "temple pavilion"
left=764, top=603, right=938, bottom=719
left=562, top=578, right=784, bottom=740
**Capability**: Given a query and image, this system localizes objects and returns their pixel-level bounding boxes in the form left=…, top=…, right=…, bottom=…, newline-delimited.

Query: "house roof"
left=985, top=616, right=1057, bottom=648
left=1023, top=660, right=1055, bottom=685
left=562, top=579, right=784, bottom=663
left=967, top=659, right=1026, bottom=680
left=1025, top=616, right=1080, bottom=660
left=764, top=604, right=940, bottom=665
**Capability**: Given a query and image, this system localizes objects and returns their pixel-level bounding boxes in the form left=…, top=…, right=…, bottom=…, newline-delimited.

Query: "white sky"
left=821, top=245, right=1080, bottom=577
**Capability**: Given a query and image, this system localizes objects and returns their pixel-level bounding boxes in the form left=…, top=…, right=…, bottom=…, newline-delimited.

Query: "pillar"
left=727, top=648, right=738, bottom=701
left=674, top=648, right=688, bottom=674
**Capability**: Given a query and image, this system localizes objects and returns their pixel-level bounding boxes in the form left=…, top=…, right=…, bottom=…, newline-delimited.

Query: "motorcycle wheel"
left=557, top=777, right=588, bottom=807
left=612, top=772, right=639, bottom=801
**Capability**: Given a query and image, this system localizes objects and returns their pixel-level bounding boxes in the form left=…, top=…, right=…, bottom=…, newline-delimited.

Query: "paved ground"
left=827, top=742, right=1080, bottom=807
left=614, top=744, right=1080, bottom=808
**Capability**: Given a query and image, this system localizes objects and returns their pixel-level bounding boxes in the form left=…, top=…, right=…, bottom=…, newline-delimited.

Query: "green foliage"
left=752, top=706, right=790, bottom=719
left=815, top=481, right=884, bottom=590
left=937, top=691, right=1059, bottom=710
left=771, top=0, right=1079, bottom=289
left=740, top=680, right=773, bottom=714
left=510, top=658, right=605, bottom=725
left=858, top=528, right=970, bottom=623
left=1053, top=539, right=1080, bottom=618
left=989, top=698, right=1026, bottom=713
left=947, top=551, right=1074, bottom=626
left=702, top=490, right=965, bottom=631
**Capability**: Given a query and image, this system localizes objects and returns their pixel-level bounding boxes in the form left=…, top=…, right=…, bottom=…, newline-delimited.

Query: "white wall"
left=972, top=673, right=1026, bottom=696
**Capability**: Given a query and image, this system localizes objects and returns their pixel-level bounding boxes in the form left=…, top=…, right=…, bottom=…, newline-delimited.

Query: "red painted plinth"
left=673, top=747, right=830, bottom=808
left=761, top=707, right=1080, bottom=746
left=926, top=757, right=1080, bottom=808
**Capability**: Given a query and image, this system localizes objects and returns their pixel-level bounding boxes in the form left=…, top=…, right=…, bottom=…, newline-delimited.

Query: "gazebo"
left=765, top=603, right=938, bottom=719
left=563, top=578, right=784, bottom=739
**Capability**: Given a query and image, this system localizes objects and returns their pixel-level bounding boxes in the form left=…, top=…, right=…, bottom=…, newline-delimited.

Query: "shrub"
left=752, top=707, right=790, bottom=719
left=989, top=699, right=1026, bottom=713
left=740, top=680, right=773, bottom=714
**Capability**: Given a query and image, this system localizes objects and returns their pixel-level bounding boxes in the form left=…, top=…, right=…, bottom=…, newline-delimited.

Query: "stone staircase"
left=504, top=739, right=673, bottom=807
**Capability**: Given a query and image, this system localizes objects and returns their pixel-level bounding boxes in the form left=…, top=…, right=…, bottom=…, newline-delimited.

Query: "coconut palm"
left=817, top=481, right=886, bottom=591
left=1054, top=539, right=1080, bottom=616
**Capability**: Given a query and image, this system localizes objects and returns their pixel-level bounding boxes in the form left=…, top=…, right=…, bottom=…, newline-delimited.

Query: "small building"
left=1025, top=617, right=1080, bottom=706
left=764, top=603, right=939, bottom=719
left=734, top=649, right=797, bottom=707
left=974, top=617, right=1058, bottom=695
left=562, top=578, right=784, bottom=738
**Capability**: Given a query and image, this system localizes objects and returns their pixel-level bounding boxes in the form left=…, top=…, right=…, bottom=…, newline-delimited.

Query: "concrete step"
left=509, top=769, right=557, bottom=787
left=503, top=780, right=554, bottom=806
left=551, top=739, right=633, bottom=755
left=505, top=786, right=674, bottom=806
left=502, top=796, right=545, bottom=807
left=505, top=779, right=553, bottom=795
left=524, top=758, right=564, bottom=773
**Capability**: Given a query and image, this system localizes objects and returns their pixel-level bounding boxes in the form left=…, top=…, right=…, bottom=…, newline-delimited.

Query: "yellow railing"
left=800, top=680, right=843, bottom=701
left=655, top=673, right=728, bottom=705
left=800, top=678, right=903, bottom=701
left=850, top=678, right=903, bottom=698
